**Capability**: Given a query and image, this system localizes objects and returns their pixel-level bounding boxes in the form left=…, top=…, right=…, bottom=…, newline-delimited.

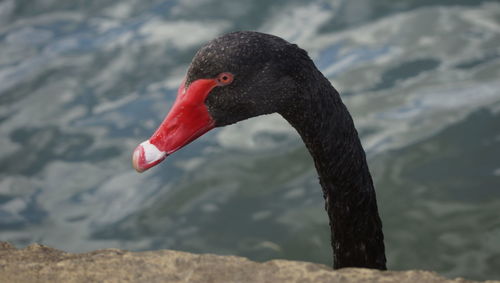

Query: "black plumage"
left=186, top=31, right=387, bottom=270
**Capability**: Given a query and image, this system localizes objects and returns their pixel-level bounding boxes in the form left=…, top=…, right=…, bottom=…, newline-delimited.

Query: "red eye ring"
left=216, top=72, right=234, bottom=86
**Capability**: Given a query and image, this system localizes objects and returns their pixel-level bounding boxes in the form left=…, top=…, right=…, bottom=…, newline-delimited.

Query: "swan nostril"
left=167, top=123, right=179, bottom=133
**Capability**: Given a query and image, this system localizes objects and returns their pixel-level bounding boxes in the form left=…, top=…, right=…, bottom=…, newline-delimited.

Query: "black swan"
left=132, top=31, right=387, bottom=270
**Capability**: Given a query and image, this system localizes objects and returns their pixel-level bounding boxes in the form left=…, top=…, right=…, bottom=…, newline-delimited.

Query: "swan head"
left=133, top=31, right=308, bottom=172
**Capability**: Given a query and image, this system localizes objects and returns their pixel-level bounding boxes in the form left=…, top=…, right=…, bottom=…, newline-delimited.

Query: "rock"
left=0, top=242, right=496, bottom=283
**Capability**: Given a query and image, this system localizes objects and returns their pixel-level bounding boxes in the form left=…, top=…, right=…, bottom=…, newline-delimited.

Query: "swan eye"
left=216, top=72, right=233, bottom=86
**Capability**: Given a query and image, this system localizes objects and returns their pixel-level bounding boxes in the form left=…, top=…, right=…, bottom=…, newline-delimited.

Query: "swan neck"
left=281, top=74, right=387, bottom=270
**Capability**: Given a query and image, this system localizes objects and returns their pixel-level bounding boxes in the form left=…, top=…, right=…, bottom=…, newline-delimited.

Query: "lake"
left=0, top=0, right=499, bottom=280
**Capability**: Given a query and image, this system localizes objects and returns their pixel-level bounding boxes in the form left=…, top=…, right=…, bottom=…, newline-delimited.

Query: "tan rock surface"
left=0, top=242, right=497, bottom=283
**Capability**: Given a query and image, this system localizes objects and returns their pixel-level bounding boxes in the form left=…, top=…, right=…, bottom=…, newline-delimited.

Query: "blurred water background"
left=1, top=0, right=500, bottom=280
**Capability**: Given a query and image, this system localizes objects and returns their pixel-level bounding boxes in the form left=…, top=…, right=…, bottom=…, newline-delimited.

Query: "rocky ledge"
left=0, top=242, right=497, bottom=283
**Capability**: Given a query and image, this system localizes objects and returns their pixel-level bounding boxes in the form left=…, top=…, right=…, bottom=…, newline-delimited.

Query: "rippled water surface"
left=1, top=0, right=499, bottom=280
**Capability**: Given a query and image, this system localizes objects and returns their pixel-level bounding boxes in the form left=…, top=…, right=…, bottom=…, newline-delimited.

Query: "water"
left=1, top=0, right=499, bottom=280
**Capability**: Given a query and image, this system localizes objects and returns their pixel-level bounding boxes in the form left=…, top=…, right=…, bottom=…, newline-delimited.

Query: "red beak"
left=133, top=78, right=217, bottom=172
